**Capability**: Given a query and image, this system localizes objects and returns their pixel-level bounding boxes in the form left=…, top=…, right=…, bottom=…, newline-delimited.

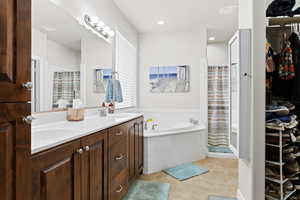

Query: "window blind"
left=115, top=31, right=137, bottom=109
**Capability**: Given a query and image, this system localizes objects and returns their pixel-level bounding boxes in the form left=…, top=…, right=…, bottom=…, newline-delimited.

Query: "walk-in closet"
left=266, top=16, right=300, bottom=200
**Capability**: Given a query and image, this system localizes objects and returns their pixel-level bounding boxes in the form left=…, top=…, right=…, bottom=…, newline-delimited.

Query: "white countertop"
left=31, top=113, right=143, bottom=154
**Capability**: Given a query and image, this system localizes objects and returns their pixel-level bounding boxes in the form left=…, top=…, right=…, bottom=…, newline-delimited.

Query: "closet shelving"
left=265, top=130, right=296, bottom=200
left=265, top=16, right=300, bottom=200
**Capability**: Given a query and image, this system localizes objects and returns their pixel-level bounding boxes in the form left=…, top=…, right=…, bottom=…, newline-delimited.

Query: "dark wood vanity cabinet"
left=136, top=118, right=144, bottom=174
left=128, top=117, right=144, bottom=184
left=31, top=140, right=82, bottom=200
left=31, top=130, right=108, bottom=200
left=108, top=123, right=129, bottom=200
left=128, top=120, right=137, bottom=183
left=31, top=117, right=143, bottom=200
left=107, top=116, right=144, bottom=200
left=81, top=131, right=108, bottom=200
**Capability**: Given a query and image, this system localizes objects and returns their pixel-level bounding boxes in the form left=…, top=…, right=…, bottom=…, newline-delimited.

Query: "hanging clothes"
left=278, top=33, right=295, bottom=80
left=289, top=32, right=300, bottom=104
left=266, top=43, right=276, bottom=73
left=266, top=43, right=275, bottom=96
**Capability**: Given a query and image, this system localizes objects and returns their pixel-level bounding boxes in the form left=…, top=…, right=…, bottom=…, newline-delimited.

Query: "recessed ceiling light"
left=157, top=20, right=165, bottom=25
left=209, top=37, right=216, bottom=41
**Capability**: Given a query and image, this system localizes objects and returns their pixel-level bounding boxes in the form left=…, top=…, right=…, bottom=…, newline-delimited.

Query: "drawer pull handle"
left=22, top=115, right=36, bottom=124
left=115, top=154, right=124, bottom=161
left=22, top=82, right=33, bottom=90
left=116, top=185, right=123, bottom=193
left=115, top=132, right=123, bottom=136
left=84, top=146, right=90, bottom=151
left=77, top=148, right=83, bottom=154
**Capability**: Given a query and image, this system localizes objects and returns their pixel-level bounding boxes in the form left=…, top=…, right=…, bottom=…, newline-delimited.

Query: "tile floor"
left=139, top=157, right=238, bottom=200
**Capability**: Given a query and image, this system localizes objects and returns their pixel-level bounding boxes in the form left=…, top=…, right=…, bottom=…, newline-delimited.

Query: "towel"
left=105, top=79, right=123, bottom=103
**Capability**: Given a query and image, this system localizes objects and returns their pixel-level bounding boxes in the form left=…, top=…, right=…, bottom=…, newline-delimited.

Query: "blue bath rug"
left=208, top=146, right=233, bottom=154
left=163, top=163, right=209, bottom=181
left=208, top=195, right=237, bottom=200
left=123, top=180, right=170, bottom=200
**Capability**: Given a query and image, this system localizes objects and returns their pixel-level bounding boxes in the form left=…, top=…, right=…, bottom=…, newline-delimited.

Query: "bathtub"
left=142, top=110, right=207, bottom=174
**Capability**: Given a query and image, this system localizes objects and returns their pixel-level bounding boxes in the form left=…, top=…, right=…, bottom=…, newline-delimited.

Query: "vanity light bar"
left=78, top=14, right=115, bottom=42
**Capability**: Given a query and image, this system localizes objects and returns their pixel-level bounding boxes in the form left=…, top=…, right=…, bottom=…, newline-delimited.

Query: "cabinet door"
left=137, top=117, right=144, bottom=173
left=0, top=103, right=31, bottom=200
left=0, top=0, right=31, bottom=102
left=31, top=140, right=82, bottom=200
left=133, top=118, right=144, bottom=175
left=127, top=120, right=136, bottom=183
left=0, top=0, right=31, bottom=199
left=81, top=130, right=108, bottom=200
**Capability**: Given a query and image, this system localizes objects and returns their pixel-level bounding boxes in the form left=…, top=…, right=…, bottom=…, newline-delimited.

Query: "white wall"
left=252, top=0, right=265, bottom=199
left=32, top=28, right=80, bottom=68
left=238, top=0, right=265, bottom=200
left=139, top=31, right=207, bottom=123
left=238, top=1, right=253, bottom=199
left=47, top=40, right=80, bottom=69
left=207, top=42, right=228, bottom=66
left=32, top=29, right=47, bottom=59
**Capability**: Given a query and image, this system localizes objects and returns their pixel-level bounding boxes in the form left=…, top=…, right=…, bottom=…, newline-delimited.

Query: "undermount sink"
left=108, top=113, right=134, bottom=118
left=32, top=129, right=75, bottom=139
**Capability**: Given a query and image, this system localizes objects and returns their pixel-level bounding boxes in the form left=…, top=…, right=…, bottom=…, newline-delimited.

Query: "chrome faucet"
left=99, top=107, right=107, bottom=117
left=152, top=124, right=159, bottom=130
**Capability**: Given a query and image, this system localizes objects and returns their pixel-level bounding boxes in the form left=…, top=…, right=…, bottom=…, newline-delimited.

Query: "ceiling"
left=113, top=0, right=238, bottom=43
left=32, top=0, right=82, bottom=51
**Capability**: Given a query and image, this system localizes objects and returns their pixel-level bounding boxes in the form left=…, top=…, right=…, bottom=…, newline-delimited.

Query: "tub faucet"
left=152, top=124, right=159, bottom=130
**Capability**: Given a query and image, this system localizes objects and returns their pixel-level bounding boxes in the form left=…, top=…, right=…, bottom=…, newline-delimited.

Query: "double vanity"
left=31, top=113, right=144, bottom=200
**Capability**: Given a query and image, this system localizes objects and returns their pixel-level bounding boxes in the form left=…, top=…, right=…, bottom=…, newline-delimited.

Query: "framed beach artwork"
left=149, top=65, right=190, bottom=93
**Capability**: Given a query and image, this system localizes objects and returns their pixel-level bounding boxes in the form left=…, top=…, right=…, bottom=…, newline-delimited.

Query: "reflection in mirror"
left=149, top=65, right=190, bottom=93
left=32, top=0, right=114, bottom=113
left=32, top=0, right=82, bottom=112
left=94, top=69, right=113, bottom=94
left=52, top=71, right=80, bottom=111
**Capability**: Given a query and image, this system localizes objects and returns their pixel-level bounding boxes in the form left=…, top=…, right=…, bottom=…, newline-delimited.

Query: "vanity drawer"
left=108, top=123, right=128, bottom=147
left=109, top=139, right=128, bottom=179
left=109, top=168, right=129, bottom=200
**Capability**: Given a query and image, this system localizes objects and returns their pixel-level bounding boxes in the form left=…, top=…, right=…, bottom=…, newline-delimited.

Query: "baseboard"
left=237, top=189, right=246, bottom=200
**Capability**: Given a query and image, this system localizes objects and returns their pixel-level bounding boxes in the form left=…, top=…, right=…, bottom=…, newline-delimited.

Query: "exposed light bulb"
left=103, top=26, right=110, bottom=33
left=108, top=30, right=115, bottom=37
left=209, top=37, right=215, bottom=41
left=98, top=21, right=105, bottom=29
left=79, top=14, right=115, bottom=41
left=89, top=16, right=99, bottom=25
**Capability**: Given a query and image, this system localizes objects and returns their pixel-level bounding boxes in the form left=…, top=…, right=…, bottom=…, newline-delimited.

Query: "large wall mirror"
left=32, top=0, right=113, bottom=113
